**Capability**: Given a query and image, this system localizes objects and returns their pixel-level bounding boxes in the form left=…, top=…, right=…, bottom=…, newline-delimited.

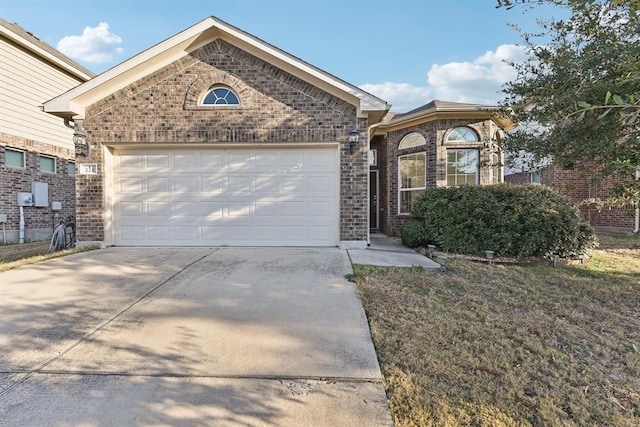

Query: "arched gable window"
left=398, top=132, right=426, bottom=149
left=446, top=127, right=478, bottom=143
left=201, top=86, right=240, bottom=105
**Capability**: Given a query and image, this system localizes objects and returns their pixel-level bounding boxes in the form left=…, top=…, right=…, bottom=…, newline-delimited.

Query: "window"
left=531, top=171, right=541, bottom=184
left=491, top=152, right=501, bottom=184
left=67, top=161, right=76, bottom=176
left=5, top=148, right=25, bottom=168
left=201, top=86, right=240, bottom=105
left=39, top=155, right=56, bottom=173
left=399, top=153, right=426, bottom=214
left=399, top=132, right=426, bottom=149
left=447, top=149, right=478, bottom=186
left=446, top=127, right=478, bottom=143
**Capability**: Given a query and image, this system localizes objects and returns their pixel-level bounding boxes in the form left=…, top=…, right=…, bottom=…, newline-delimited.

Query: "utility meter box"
left=17, top=192, right=33, bottom=207
left=32, top=182, right=48, bottom=207
left=51, top=201, right=62, bottom=211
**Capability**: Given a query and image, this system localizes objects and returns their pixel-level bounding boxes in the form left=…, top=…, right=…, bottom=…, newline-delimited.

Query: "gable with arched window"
left=398, top=132, right=427, bottom=214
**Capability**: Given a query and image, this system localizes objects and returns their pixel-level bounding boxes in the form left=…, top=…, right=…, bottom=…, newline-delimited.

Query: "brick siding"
left=505, top=166, right=635, bottom=229
left=79, top=39, right=368, bottom=244
left=0, top=133, right=75, bottom=242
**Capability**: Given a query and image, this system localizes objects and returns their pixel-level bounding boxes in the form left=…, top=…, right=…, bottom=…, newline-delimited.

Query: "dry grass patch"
left=0, top=245, right=98, bottom=273
left=355, top=237, right=640, bottom=426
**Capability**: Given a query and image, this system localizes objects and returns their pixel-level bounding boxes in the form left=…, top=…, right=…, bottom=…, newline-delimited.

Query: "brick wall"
left=0, top=132, right=75, bottom=242
left=79, top=39, right=367, bottom=244
left=542, top=166, right=635, bottom=229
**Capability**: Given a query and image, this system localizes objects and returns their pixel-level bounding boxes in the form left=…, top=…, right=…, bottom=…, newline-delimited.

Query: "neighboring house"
left=505, top=167, right=636, bottom=231
left=0, top=18, right=94, bottom=243
left=42, top=17, right=513, bottom=248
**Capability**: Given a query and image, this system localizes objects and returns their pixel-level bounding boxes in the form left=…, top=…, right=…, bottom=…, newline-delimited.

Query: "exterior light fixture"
left=427, top=244, right=436, bottom=259
left=485, top=250, right=495, bottom=265
left=348, top=129, right=359, bottom=155
left=73, top=130, right=91, bottom=157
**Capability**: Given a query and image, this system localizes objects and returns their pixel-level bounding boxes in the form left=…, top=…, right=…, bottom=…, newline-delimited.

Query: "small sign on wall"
left=78, top=163, right=98, bottom=175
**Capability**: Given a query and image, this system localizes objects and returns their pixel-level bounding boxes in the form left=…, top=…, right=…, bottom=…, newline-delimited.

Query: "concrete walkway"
left=348, top=233, right=441, bottom=269
left=0, top=248, right=392, bottom=426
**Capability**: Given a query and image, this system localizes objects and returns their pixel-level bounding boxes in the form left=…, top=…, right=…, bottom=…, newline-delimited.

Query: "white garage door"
left=111, top=147, right=339, bottom=246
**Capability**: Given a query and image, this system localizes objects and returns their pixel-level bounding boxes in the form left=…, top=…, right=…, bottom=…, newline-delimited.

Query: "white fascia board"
left=0, top=25, right=93, bottom=81
left=43, top=19, right=214, bottom=118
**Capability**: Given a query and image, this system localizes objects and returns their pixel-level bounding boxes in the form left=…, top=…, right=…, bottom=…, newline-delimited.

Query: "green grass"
left=355, top=234, right=640, bottom=426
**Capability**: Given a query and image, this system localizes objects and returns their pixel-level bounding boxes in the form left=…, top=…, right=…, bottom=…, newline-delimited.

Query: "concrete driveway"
left=0, top=247, right=392, bottom=426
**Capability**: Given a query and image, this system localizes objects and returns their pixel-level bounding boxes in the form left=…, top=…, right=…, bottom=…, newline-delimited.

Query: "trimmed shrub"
left=400, top=220, right=430, bottom=248
left=409, top=184, right=598, bottom=258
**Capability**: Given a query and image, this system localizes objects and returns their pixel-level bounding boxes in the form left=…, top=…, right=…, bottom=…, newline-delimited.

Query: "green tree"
left=497, top=0, right=640, bottom=206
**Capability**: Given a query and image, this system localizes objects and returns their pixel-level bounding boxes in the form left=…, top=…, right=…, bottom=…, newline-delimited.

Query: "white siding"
left=0, top=36, right=84, bottom=150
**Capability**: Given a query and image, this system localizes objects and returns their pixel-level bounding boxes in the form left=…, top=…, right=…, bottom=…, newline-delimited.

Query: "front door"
left=369, top=170, right=379, bottom=230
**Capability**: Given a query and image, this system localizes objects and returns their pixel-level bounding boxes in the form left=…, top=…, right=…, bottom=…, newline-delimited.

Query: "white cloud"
left=57, top=23, right=123, bottom=64
left=360, top=82, right=434, bottom=113
left=361, top=44, right=526, bottom=113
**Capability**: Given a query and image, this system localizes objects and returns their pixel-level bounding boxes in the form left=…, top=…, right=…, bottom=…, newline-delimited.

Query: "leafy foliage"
left=405, top=185, right=597, bottom=257
left=400, top=220, right=430, bottom=248
left=497, top=0, right=640, bottom=206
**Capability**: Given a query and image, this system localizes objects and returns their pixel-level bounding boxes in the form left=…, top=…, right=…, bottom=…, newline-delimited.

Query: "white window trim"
left=399, top=132, right=427, bottom=150
left=446, top=149, right=479, bottom=187
left=39, top=154, right=56, bottom=173
left=5, top=148, right=26, bottom=168
left=398, top=152, right=426, bottom=215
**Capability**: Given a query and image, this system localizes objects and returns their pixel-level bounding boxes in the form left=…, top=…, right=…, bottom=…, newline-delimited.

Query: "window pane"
left=67, top=161, right=76, bottom=176
left=400, top=189, right=425, bottom=214
left=40, top=155, right=56, bottom=173
left=5, top=149, right=25, bottom=167
left=202, top=87, right=240, bottom=105
left=399, top=153, right=426, bottom=190
left=447, top=149, right=478, bottom=186
left=399, top=132, right=426, bottom=149
left=447, top=127, right=478, bottom=143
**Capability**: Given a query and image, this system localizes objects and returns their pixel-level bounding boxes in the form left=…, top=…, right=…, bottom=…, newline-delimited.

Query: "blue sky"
left=2, top=0, right=562, bottom=112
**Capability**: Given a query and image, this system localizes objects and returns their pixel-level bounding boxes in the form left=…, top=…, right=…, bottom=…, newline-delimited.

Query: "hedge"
left=402, top=184, right=598, bottom=258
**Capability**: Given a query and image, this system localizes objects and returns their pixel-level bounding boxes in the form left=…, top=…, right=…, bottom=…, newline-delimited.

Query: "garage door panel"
left=113, top=147, right=338, bottom=246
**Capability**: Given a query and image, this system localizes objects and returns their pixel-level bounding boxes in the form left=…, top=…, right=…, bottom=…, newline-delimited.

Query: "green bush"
left=400, top=220, right=430, bottom=248
left=408, top=184, right=598, bottom=258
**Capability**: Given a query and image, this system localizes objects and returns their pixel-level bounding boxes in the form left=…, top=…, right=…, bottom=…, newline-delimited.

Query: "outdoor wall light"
left=73, top=130, right=91, bottom=157
left=485, top=250, right=495, bottom=265
left=349, top=128, right=359, bottom=155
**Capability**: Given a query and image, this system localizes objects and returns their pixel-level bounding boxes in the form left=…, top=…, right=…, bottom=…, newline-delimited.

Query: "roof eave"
left=0, top=23, right=93, bottom=81
left=43, top=16, right=389, bottom=119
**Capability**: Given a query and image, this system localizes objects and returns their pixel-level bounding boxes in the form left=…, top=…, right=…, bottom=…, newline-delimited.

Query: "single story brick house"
left=0, top=18, right=94, bottom=242
left=43, top=17, right=513, bottom=248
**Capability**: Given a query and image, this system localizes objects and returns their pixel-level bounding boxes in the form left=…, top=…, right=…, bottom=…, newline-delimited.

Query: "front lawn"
left=355, top=234, right=640, bottom=426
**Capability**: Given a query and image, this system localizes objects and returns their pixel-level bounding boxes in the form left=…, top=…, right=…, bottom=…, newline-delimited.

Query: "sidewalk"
left=347, top=233, right=441, bottom=270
